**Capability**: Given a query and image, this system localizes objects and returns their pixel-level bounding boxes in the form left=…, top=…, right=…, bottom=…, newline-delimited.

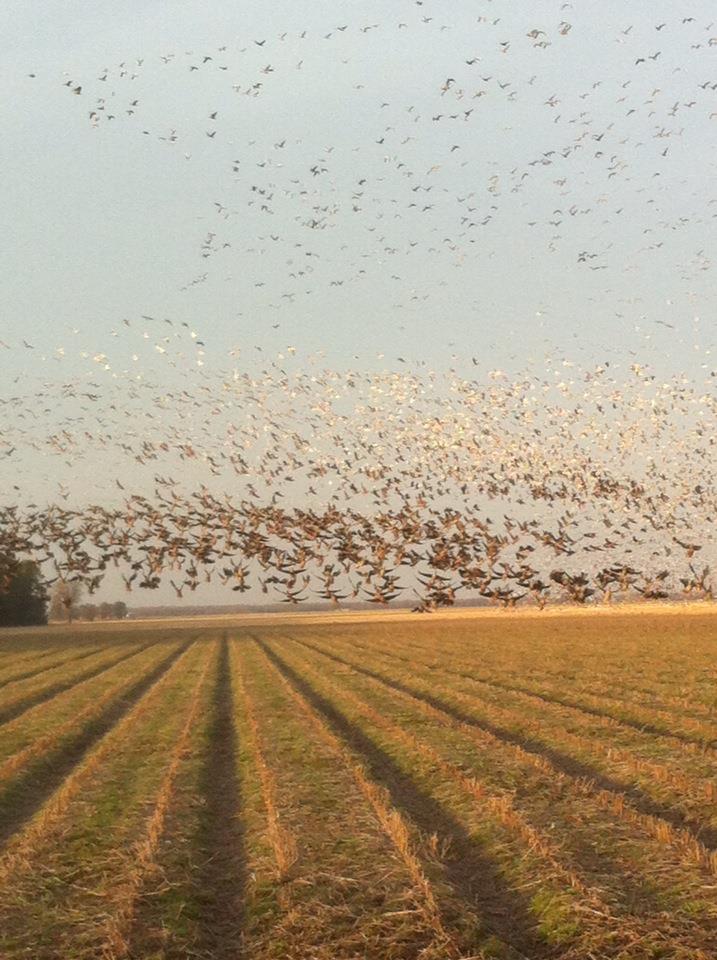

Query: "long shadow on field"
left=342, top=637, right=717, bottom=747
left=458, top=672, right=716, bottom=747
left=0, top=641, right=189, bottom=848
left=258, top=640, right=558, bottom=960
left=295, top=638, right=717, bottom=853
left=0, top=642, right=154, bottom=727
left=195, top=636, right=245, bottom=959
left=0, top=646, right=105, bottom=692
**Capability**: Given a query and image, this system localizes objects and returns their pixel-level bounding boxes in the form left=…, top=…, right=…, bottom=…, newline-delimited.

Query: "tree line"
left=0, top=561, right=128, bottom=627
left=54, top=599, right=129, bottom=622
left=47, top=582, right=127, bottom=623
left=0, top=560, right=48, bottom=627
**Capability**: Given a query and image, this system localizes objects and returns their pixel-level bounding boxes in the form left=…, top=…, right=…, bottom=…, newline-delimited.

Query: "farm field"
left=0, top=609, right=716, bottom=958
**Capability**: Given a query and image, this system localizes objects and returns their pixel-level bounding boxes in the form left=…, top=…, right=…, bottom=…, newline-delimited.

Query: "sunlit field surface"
left=0, top=606, right=716, bottom=959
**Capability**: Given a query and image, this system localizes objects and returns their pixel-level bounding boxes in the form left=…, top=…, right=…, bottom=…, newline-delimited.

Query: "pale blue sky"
left=2, top=0, right=715, bottom=374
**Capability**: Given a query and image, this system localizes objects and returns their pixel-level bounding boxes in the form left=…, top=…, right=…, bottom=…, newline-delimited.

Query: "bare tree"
left=49, top=580, right=84, bottom=623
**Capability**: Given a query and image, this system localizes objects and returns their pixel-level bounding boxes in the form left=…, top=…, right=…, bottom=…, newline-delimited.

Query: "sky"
left=1, top=0, right=715, bottom=605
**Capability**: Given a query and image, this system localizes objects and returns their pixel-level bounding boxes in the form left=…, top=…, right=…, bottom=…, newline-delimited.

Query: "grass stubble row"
left=261, top=637, right=592, bottom=959
left=362, top=616, right=717, bottom=727
left=320, top=629, right=717, bottom=824
left=111, top=635, right=464, bottom=960
left=0, top=640, right=152, bottom=725
left=98, top=642, right=216, bottom=958
left=235, top=637, right=470, bottom=960
left=0, top=639, right=184, bottom=847
left=0, top=642, right=105, bottom=690
left=0, top=639, right=210, bottom=957
left=112, top=636, right=244, bottom=960
left=294, top=630, right=717, bottom=884
left=0, top=616, right=715, bottom=960
left=0, top=629, right=124, bottom=674
left=0, top=639, right=179, bottom=781
left=267, top=631, right=717, bottom=958
left=333, top=615, right=717, bottom=713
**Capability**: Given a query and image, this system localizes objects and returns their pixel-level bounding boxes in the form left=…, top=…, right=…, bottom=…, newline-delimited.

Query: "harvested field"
left=0, top=607, right=716, bottom=959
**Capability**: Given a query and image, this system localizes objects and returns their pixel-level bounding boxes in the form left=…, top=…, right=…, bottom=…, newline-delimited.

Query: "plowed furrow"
left=0, top=644, right=151, bottom=726
left=293, top=636, right=717, bottom=877
left=194, top=636, right=245, bottom=960
left=322, top=634, right=717, bottom=792
left=0, top=646, right=103, bottom=691
left=256, top=638, right=555, bottom=960
left=0, top=641, right=189, bottom=847
left=0, top=641, right=198, bottom=887
left=98, top=643, right=215, bottom=959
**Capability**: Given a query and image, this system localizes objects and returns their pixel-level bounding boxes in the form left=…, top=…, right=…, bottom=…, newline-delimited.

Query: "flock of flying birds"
left=1, top=355, right=714, bottom=609
left=16, top=4, right=716, bottom=330
left=2, top=4, right=715, bottom=609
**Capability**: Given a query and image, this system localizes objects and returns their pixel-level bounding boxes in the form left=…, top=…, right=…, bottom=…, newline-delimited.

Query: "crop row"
left=0, top=622, right=715, bottom=959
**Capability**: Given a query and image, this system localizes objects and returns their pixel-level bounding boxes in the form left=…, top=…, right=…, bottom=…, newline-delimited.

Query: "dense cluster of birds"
left=1, top=356, right=714, bottom=609
left=2, top=5, right=715, bottom=609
